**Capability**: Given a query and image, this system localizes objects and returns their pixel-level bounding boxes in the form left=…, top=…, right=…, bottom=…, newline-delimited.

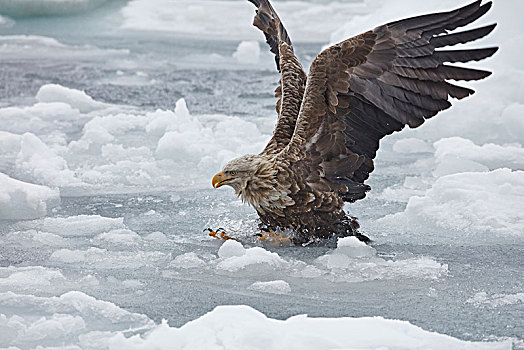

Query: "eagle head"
left=212, top=155, right=261, bottom=193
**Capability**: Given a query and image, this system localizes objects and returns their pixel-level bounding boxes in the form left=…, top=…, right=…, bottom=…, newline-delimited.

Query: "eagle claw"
left=205, top=227, right=237, bottom=241
left=257, top=228, right=292, bottom=246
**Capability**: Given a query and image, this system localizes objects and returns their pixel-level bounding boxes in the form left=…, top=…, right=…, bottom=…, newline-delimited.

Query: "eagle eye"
left=230, top=171, right=237, bottom=176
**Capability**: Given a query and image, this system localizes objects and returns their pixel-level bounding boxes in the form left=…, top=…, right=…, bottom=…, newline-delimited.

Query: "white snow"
left=0, top=0, right=109, bottom=17
left=0, top=290, right=153, bottom=342
left=3, top=229, right=68, bottom=247
left=467, top=292, right=524, bottom=308
left=0, top=290, right=512, bottom=349
left=109, top=305, right=511, bottom=350
left=50, top=247, right=169, bottom=269
left=0, top=86, right=269, bottom=192
left=169, top=252, right=207, bottom=269
left=121, top=0, right=369, bottom=43
left=154, top=99, right=268, bottom=175
left=0, top=172, right=59, bottom=220
left=92, top=229, right=142, bottom=249
left=248, top=280, right=291, bottom=294
left=377, top=169, right=524, bottom=240
left=21, top=215, right=125, bottom=237
left=312, top=237, right=447, bottom=282
left=393, top=138, right=434, bottom=154
left=0, top=35, right=128, bottom=60
left=186, top=239, right=449, bottom=283
left=216, top=240, right=286, bottom=272
left=0, top=266, right=66, bottom=289
left=0, top=14, right=14, bottom=27
left=16, top=132, right=81, bottom=187
left=433, top=137, right=524, bottom=171
left=36, top=84, right=108, bottom=113
left=233, top=41, right=260, bottom=64
left=0, top=103, right=81, bottom=136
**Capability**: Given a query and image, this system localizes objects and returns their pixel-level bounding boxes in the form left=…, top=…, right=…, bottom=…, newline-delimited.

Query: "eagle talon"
left=257, top=229, right=292, bottom=246
left=205, top=227, right=237, bottom=241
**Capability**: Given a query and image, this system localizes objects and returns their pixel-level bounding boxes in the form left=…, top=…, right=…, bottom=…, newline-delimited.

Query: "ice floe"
left=467, top=292, right=524, bottom=308
left=207, top=238, right=447, bottom=283
left=36, top=84, right=109, bottom=113
left=50, top=247, right=169, bottom=269
left=121, top=0, right=369, bottom=42
left=309, top=237, right=447, bottom=282
left=392, top=138, right=434, bottom=154
left=0, top=289, right=512, bottom=349
left=247, top=280, right=291, bottom=294
left=216, top=239, right=286, bottom=272
left=0, top=172, right=59, bottom=220
left=0, top=35, right=128, bottom=60
left=233, top=41, right=260, bottom=64
left=109, top=305, right=510, bottom=350
left=16, top=132, right=81, bottom=187
left=20, top=215, right=125, bottom=237
left=0, top=0, right=109, bottom=17
left=377, top=168, right=524, bottom=240
left=0, top=84, right=270, bottom=192
left=0, top=290, right=153, bottom=349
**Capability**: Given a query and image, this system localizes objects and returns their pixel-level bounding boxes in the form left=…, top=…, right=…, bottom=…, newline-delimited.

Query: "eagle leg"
left=204, top=228, right=237, bottom=241
left=257, top=227, right=292, bottom=246
left=335, top=217, right=372, bottom=243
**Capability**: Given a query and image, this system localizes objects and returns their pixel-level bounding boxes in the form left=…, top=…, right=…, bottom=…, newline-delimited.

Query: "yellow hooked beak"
left=212, top=171, right=232, bottom=188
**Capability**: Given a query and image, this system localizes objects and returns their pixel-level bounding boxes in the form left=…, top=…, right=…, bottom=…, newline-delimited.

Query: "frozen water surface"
left=0, top=0, right=523, bottom=349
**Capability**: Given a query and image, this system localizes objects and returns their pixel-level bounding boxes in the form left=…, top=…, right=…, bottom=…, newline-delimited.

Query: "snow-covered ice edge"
left=0, top=289, right=512, bottom=350
left=109, top=304, right=512, bottom=350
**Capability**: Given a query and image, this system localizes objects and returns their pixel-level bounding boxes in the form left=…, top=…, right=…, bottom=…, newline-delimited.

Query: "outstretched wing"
left=280, top=0, right=497, bottom=202
left=248, top=0, right=307, bottom=155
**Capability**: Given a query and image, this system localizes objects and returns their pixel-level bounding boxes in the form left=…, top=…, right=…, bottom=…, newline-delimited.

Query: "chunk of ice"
left=378, top=169, right=524, bottom=239
left=20, top=215, right=125, bottom=237
left=466, top=292, right=524, bottom=308
left=36, top=84, right=108, bottom=113
left=109, top=305, right=511, bottom=350
left=217, top=241, right=286, bottom=272
left=393, top=138, right=433, bottom=154
left=233, top=41, right=260, bottom=64
left=248, top=280, right=291, bottom=294
left=0, top=172, right=59, bottom=220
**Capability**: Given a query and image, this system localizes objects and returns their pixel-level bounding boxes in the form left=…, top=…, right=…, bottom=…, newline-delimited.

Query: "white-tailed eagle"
left=211, top=0, right=497, bottom=243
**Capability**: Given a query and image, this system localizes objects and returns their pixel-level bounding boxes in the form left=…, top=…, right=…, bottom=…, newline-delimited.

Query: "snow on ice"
left=0, top=172, right=59, bottom=220
left=121, top=0, right=369, bottom=42
left=0, top=85, right=269, bottom=192
left=233, top=40, right=261, bottom=64
left=467, top=292, right=524, bottom=308
left=36, top=84, right=109, bottom=113
left=109, top=305, right=510, bottom=350
left=248, top=280, right=291, bottom=294
left=0, top=0, right=109, bottom=17
left=377, top=169, right=524, bottom=240
left=0, top=35, right=128, bottom=60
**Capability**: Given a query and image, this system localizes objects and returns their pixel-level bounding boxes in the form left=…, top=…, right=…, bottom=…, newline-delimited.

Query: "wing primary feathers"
left=430, top=24, right=497, bottom=48
left=249, top=0, right=308, bottom=156
left=276, top=0, right=496, bottom=204
left=391, top=64, right=492, bottom=81
left=395, top=47, right=498, bottom=68
left=388, top=0, right=481, bottom=32
left=248, top=0, right=292, bottom=72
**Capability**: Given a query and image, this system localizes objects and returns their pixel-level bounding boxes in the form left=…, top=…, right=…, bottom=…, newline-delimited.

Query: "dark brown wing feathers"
left=248, top=0, right=307, bottom=155
left=248, top=0, right=292, bottom=72
left=275, top=0, right=497, bottom=203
